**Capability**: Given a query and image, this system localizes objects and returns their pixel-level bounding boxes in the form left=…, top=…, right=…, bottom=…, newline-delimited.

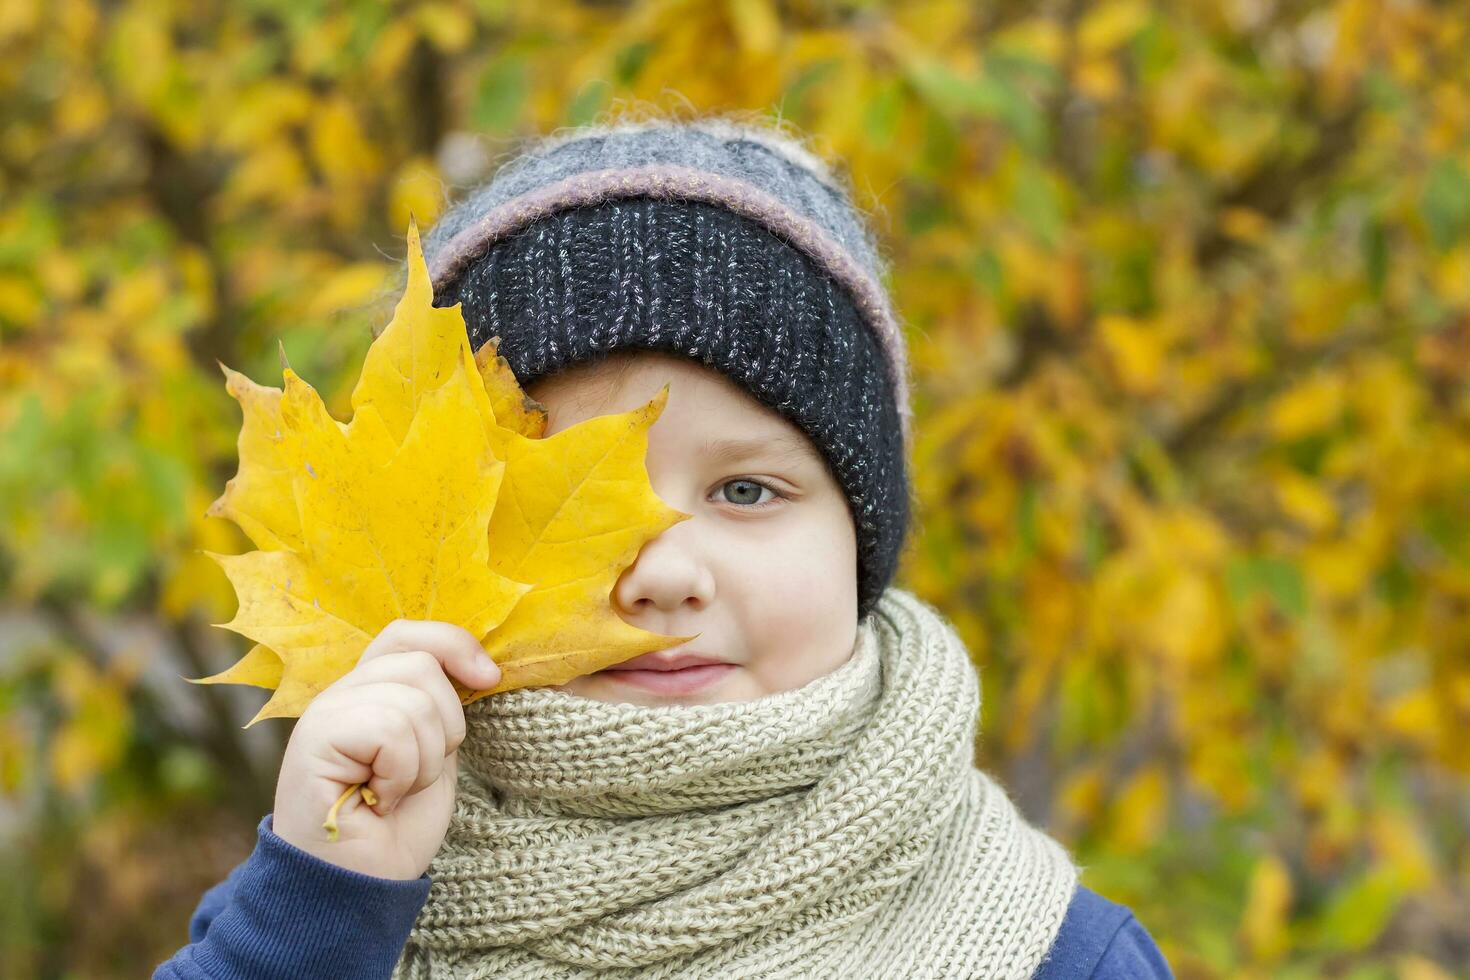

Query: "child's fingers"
left=363, top=684, right=448, bottom=797
left=325, top=684, right=447, bottom=805
left=334, top=651, right=468, bottom=751
left=326, top=704, right=422, bottom=814
left=357, top=619, right=501, bottom=690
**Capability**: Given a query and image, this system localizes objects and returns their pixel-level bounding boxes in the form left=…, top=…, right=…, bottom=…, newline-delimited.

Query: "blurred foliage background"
left=1, top=0, right=1468, bottom=976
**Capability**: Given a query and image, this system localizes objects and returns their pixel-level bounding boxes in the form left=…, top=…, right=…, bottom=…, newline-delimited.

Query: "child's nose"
left=613, top=524, right=716, bottom=615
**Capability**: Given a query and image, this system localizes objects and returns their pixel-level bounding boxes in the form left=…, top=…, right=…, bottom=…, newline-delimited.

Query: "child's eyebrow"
left=701, top=435, right=816, bottom=465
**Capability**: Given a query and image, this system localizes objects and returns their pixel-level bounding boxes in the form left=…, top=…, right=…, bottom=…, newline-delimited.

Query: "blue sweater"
left=155, top=813, right=1174, bottom=979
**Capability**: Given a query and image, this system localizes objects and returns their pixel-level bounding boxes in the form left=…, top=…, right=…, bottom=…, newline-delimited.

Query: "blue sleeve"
left=1090, top=916, right=1173, bottom=978
left=154, top=813, right=432, bottom=980
left=186, top=858, right=247, bottom=944
left=1033, top=884, right=1174, bottom=979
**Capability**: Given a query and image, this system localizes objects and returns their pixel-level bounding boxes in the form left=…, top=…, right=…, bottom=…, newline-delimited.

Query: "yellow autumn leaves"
left=190, top=219, right=694, bottom=727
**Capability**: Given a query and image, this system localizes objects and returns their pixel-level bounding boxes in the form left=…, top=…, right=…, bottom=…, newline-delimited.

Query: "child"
left=156, top=115, right=1174, bottom=979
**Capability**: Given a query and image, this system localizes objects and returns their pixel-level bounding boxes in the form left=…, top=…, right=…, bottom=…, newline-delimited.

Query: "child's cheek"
left=731, top=523, right=859, bottom=692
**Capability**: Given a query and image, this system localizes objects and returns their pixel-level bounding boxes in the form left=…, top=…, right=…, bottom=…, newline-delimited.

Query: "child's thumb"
left=476, top=651, right=502, bottom=687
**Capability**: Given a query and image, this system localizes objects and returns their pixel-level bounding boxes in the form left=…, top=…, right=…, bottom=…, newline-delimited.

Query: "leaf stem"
left=322, top=782, right=379, bottom=841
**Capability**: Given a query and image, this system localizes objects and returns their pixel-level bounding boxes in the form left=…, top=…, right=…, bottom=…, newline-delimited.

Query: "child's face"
left=525, top=350, right=859, bottom=706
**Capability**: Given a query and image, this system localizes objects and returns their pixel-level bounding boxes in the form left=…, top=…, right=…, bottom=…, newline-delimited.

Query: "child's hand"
left=271, top=620, right=502, bottom=880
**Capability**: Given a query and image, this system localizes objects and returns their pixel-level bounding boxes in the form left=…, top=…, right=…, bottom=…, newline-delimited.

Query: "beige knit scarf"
left=393, top=588, right=1078, bottom=979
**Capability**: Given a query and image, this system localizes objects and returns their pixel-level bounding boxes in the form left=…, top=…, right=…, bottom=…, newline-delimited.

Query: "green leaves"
left=1422, top=158, right=1470, bottom=251
left=903, top=55, right=1048, bottom=154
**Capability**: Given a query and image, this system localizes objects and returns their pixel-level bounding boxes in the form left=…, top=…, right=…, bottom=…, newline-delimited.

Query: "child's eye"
left=716, top=478, right=784, bottom=510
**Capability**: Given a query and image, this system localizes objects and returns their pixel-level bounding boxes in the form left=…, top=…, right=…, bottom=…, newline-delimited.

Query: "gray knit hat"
left=418, top=117, right=913, bottom=620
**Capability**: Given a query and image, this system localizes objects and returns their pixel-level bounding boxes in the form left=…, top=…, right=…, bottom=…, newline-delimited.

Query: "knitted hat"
left=419, top=116, right=913, bottom=620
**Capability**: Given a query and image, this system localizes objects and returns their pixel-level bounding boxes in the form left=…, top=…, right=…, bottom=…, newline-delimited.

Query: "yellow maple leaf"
left=474, top=334, right=548, bottom=440
left=190, top=218, right=695, bottom=727
left=470, top=402, right=695, bottom=700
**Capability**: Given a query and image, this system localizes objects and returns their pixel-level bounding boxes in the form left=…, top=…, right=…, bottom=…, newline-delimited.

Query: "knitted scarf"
left=393, top=588, right=1079, bottom=979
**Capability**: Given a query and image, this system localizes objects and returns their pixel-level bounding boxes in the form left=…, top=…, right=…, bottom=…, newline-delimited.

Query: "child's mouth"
left=597, top=663, right=737, bottom=694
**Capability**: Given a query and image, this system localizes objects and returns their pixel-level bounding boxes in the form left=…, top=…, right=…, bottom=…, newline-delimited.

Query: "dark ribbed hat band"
left=432, top=197, right=910, bottom=619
